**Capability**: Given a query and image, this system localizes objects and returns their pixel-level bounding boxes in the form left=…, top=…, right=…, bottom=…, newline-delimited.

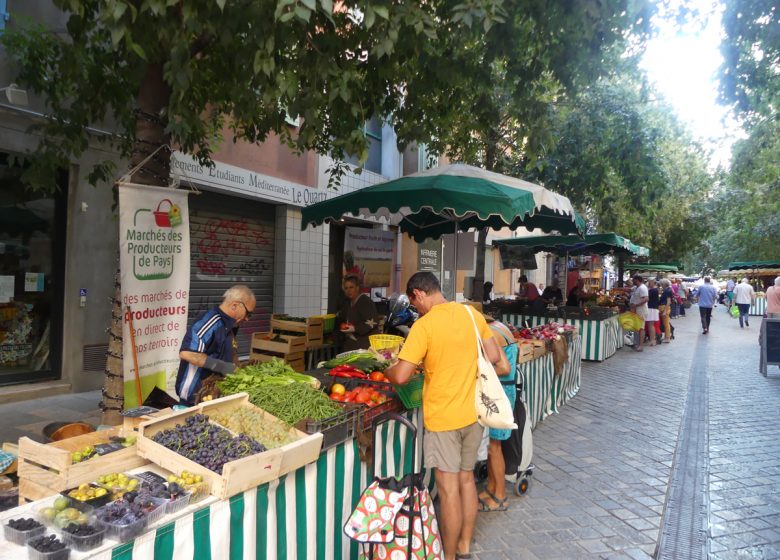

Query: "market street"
left=1, top=306, right=779, bottom=559
left=472, top=306, right=780, bottom=560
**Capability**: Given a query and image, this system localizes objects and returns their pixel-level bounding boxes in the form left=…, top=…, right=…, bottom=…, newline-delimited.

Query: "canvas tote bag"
left=464, top=306, right=517, bottom=430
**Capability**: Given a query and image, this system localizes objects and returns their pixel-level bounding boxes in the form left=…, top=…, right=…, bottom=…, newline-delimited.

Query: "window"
left=344, top=117, right=383, bottom=175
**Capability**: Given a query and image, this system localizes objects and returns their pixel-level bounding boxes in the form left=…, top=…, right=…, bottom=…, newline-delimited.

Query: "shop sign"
left=417, top=239, right=441, bottom=275
left=119, top=184, right=191, bottom=408
left=344, top=228, right=394, bottom=287
left=170, top=151, right=328, bottom=207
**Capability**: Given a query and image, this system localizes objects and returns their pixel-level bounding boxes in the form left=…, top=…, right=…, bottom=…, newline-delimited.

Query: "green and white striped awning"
left=492, top=232, right=649, bottom=258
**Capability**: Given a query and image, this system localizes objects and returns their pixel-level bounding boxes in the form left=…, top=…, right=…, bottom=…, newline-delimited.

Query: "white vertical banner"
left=119, top=184, right=190, bottom=408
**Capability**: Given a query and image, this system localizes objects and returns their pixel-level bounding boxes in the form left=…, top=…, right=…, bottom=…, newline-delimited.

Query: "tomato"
left=355, top=392, right=372, bottom=404
left=330, top=383, right=346, bottom=396
left=330, top=394, right=345, bottom=402
left=369, top=371, right=386, bottom=382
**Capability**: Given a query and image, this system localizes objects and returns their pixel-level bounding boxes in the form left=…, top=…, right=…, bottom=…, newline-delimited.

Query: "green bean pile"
left=244, top=383, right=343, bottom=425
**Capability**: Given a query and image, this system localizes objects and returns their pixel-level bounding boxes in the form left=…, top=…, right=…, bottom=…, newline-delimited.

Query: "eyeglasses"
left=237, top=301, right=252, bottom=319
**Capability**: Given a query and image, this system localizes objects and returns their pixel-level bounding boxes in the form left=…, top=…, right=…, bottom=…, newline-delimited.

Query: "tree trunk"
left=101, top=64, right=172, bottom=425
left=472, top=144, right=497, bottom=304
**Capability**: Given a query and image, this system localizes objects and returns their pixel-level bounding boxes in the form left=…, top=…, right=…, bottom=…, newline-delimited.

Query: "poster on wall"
left=344, top=227, right=394, bottom=287
left=119, top=184, right=190, bottom=408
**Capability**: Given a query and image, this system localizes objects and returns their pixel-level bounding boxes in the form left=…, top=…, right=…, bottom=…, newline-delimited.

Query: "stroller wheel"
left=515, top=477, right=532, bottom=496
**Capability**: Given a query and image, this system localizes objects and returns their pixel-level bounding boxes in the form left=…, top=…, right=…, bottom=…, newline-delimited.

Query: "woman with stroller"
left=478, top=316, right=516, bottom=512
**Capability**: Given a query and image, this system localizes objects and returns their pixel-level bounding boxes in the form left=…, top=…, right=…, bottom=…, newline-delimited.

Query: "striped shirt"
left=175, top=307, right=236, bottom=405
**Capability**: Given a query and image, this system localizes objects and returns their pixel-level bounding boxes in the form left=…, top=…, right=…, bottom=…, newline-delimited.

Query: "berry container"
left=61, top=524, right=106, bottom=552
left=144, top=497, right=168, bottom=525
left=3, top=519, right=45, bottom=545
left=94, top=513, right=147, bottom=543
left=164, top=491, right=192, bottom=515
left=26, top=535, right=70, bottom=560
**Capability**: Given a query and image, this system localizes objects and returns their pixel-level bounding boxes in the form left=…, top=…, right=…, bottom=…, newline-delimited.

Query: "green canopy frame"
left=728, top=261, right=780, bottom=270
left=492, top=232, right=649, bottom=257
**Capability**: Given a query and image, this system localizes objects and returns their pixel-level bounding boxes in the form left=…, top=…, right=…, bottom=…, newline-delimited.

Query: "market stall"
left=495, top=305, right=621, bottom=361
left=518, top=328, right=582, bottom=429
left=728, top=261, right=780, bottom=316
left=492, top=233, right=649, bottom=361
left=2, top=332, right=583, bottom=560
left=1, top=414, right=423, bottom=560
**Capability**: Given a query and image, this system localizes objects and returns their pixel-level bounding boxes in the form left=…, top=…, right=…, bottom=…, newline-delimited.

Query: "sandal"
left=478, top=490, right=508, bottom=512
left=456, top=555, right=473, bottom=559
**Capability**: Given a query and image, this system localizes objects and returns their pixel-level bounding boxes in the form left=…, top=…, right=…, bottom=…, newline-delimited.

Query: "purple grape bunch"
left=151, top=413, right=266, bottom=473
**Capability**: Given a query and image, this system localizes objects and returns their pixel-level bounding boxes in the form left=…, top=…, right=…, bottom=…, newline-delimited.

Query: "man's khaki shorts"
left=424, top=422, right=483, bottom=473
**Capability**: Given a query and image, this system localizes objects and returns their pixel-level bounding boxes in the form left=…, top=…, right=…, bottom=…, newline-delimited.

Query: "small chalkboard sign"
left=760, top=318, right=780, bottom=376
left=121, top=406, right=160, bottom=417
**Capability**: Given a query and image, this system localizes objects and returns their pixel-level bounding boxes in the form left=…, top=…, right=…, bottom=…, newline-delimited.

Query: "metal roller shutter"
left=188, top=191, right=275, bottom=357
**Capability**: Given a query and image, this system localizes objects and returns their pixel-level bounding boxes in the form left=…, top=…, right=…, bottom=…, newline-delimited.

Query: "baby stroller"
left=474, top=376, right=534, bottom=496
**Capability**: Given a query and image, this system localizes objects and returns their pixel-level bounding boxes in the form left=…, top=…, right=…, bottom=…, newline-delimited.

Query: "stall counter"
left=751, top=295, right=767, bottom=317
left=1, top=416, right=423, bottom=560
left=503, top=313, right=623, bottom=362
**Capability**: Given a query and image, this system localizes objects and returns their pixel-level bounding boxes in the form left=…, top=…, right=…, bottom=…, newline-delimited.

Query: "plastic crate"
left=27, top=535, right=70, bottom=560
left=296, top=404, right=358, bottom=450
left=61, top=484, right=112, bottom=510
left=358, top=397, right=403, bottom=432
left=394, top=375, right=424, bottom=409
left=61, top=525, right=106, bottom=552
left=3, top=518, right=45, bottom=545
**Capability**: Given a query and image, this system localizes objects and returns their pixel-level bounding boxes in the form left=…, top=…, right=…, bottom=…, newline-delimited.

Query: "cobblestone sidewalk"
left=472, top=307, right=780, bottom=560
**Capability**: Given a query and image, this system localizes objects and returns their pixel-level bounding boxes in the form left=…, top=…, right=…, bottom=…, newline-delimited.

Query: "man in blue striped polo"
left=176, top=285, right=256, bottom=405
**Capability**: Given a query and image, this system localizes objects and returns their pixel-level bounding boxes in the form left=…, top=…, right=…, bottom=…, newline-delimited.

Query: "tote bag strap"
left=464, top=305, right=487, bottom=359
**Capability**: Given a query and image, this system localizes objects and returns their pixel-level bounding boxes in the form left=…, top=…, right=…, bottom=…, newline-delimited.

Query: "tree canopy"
left=523, top=75, right=714, bottom=262
left=1, top=0, right=504, bottom=191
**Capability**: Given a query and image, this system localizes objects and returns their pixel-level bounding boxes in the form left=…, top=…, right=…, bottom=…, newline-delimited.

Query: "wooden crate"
left=251, top=331, right=306, bottom=354
left=18, top=476, right=56, bottom=505
left=533, top=345, right=547, bottom=359
left=137, top=393, right=323, bottom=499
left=271, top=315, right=324, bottom=348
left=17, top=426, right=148, bottom=493
left=517, top=341, right=535, bottom=364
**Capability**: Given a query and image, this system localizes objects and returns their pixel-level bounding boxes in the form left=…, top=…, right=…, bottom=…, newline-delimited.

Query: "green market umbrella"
left=301, top=163, right=585, bottom=240
left=492, top=232, right=649, bottom=258
left=728, top=261, right=780, bottom=271
left=492, top=233, right=649, bottom=296
left=628, top=263, right=679, bottom=273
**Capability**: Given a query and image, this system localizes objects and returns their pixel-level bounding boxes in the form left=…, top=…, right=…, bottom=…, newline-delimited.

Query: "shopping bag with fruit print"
left=344, top=413, right=443, bottom=559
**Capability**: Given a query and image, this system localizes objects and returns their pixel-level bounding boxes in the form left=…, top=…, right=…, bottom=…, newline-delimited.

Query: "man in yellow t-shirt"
left=385, top=272, right=505, bottom=560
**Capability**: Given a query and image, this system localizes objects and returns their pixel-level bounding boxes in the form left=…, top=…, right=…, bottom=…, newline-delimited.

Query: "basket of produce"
left=36, top=496, right=92, bottom=529
left=295, top=403, right=359, bottom=451
left=369, top=334, right=404, bottom=352
left=394, top=374, right=424, bottom=410
left=61, top=482, right=112, bottom=509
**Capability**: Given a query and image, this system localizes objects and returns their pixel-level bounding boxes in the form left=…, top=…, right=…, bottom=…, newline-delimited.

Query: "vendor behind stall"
left=566, top=278, right=587, bottom=307
left=540, top=280, right=564, bottom=305
left=176, top=285, right=255, bottom=406
left=337, top=274, right=381, bottom=351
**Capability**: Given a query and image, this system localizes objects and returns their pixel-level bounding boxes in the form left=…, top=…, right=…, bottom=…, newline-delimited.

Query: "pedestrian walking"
left=726, top=278, right=736, bottom=307
left=384, top=271, right=507, bottom=560
left=697, top=277, right=718, bottom=334
left=645, top=279, right=661, bottom=345
left=658, top=278, right=674, bottom=342
left=629, top=275, right=649, bottom=352
left=733, top=278, right=756, bottom=328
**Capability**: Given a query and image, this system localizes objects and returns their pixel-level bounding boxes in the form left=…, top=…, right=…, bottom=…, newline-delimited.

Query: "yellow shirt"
left=398, top=302, right=494, bottom=431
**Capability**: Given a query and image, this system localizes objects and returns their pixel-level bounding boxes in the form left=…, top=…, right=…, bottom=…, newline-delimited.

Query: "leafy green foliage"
left=694, top=118, right=780, bottom=271
left=1, top=0, right=503, bottom=191
left=524, top=76, right=714, bottom=263
left=719, top=0, right=780, bottom=124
